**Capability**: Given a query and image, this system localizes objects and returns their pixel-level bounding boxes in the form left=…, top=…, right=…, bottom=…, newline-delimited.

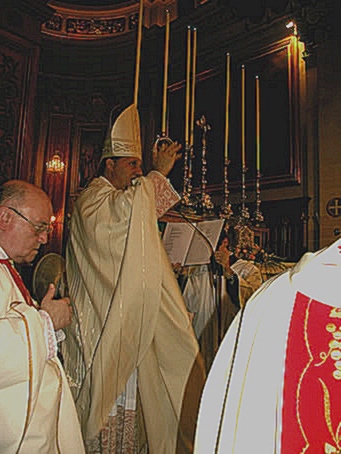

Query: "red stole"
left=0, top=258, right=34, bottom=306
left=281, top=292, right=341, bottom=453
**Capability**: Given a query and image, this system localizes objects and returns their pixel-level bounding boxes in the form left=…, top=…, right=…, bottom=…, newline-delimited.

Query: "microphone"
left=210, top=254, right=224, bottom=277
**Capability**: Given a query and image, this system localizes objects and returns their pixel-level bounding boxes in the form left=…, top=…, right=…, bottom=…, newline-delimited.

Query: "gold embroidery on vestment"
left=330, top=308, right=341, bottom=319
left=296, top=298, right=313, bottom=453
left=296, top=299, right=341, bottom=453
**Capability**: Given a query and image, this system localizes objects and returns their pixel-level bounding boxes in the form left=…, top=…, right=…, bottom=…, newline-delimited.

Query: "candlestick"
left=239, top=166, right=250, bottom=224
left=253, top=168, right=264, bottom=225
left=241, top=64, right=245, bottom=169
left=253, top=75, right=264, bottom=224
left=220, top=155, right=234, bottom=220
left=224, top=53, right=230, bottom=161
left=220, top=52, right=233, bottom=220
left=256, top=75, right=260, bottom=172
left=133, top=0, right=144, bottom=106
left=161, top=9, right=170, bottom=135
left=239, top=64, right=250, bottom=224
left=189, top=27, right=197, bottom=148
left=196, top=115, right=214, bottom=214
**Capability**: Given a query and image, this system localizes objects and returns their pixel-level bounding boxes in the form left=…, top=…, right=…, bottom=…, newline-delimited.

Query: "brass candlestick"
left=220, top=157, right=233, bottom=219
left=181, top=142, right=196, bottom=209
left=197, top=115, right=214, bottom=214
left=253, top=169, right=264, bottom=224
left=239, top=166, right=250, bottom=223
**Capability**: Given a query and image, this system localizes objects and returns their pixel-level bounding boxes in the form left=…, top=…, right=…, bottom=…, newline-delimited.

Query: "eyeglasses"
left=5, top=206, right=54, bottom=234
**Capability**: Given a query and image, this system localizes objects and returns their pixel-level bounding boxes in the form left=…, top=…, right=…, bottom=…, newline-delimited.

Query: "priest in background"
left=214, top=227, right=263, bottom=333
left=0, top=180, right=84, bottom=453
left=182, top=226, right=263, bottom=372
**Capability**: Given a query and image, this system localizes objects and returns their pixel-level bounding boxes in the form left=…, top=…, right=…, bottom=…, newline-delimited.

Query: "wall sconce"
left=286, top=20, right=298, bottom=36
left=46, top=152, right=65, bottom=174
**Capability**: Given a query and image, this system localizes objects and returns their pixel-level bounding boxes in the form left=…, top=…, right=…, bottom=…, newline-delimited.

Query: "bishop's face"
left=106, top=157, right=143, bottom=189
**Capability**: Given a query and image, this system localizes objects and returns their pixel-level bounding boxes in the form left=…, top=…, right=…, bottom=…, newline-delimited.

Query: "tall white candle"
left=185, top=26, right=191, bottom=145
left=224, top=53, right=230, bottom=160
left=256, top=75, right=260, bottom=172
left=189, top=27, right=197, bottom=148
left=161, top=9, right=170, bottom=135
left=241, top=64, right=245, bottom=169
left=133, top=0, right=144, bottom=106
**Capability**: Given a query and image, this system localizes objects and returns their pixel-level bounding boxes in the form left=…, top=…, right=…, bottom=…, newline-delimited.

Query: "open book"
left=162, top=219, right=225, bottom=266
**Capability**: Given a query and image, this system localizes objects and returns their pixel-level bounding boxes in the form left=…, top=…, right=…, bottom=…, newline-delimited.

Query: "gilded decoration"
left=42, top=0, right=178, bottom=39
left=65, top=17, right=127, bottom=35
left=42, top=2, right=139, bottom=39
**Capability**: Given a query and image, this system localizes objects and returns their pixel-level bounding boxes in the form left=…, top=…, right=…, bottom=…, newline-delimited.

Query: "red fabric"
left=0, top=258, right=34, bottom=306
left=281, top=292, right=341, bottom=453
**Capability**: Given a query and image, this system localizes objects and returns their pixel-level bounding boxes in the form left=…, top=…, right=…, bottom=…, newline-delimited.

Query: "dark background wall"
left=1, top=0, right=340, bottom=261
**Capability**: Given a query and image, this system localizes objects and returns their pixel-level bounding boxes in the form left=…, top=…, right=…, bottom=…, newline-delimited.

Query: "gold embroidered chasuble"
left=63, top=174, right=204, bottom=453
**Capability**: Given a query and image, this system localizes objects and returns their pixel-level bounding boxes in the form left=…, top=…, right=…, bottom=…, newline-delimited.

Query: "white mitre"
left=101, top=104, right=142, bottom=161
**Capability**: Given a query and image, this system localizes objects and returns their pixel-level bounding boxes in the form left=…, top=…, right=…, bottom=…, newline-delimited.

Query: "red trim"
left=0, top=259, right=34, bottom=306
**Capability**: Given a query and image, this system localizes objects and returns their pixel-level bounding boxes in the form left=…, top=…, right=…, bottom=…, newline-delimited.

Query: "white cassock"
left=194, top=238, right=341, bottom=453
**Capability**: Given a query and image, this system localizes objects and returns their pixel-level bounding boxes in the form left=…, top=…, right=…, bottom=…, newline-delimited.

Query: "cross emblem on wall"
left=326, top=198, right=341, bottom=217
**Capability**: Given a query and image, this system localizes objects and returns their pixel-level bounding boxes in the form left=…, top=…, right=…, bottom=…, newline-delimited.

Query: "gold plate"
left=32, top=253, right=67, bottom=303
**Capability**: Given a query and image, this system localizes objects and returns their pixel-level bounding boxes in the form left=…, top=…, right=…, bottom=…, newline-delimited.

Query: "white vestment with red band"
left=194, top=238, right=341, bottom=453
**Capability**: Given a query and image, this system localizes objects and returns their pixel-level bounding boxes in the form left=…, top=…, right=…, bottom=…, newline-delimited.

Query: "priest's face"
left=107, top=157, right=143, bottom=189
left=2, top=191, right=53, bottom=264
left=220, top=237, right=229, bottom=249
